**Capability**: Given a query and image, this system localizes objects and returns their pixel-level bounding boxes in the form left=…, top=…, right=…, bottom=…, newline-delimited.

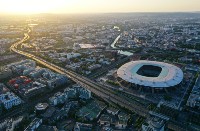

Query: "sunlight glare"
left=0, top=0, right=68, bottom=14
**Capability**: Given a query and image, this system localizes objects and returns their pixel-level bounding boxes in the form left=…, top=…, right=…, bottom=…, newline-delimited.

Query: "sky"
left=0, top=0, right=200, bottom=14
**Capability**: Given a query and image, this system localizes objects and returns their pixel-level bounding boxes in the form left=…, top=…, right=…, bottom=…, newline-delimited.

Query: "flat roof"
left=79, top=44, right=104, bottom=49
left=117, top=60, right=183, bottom=88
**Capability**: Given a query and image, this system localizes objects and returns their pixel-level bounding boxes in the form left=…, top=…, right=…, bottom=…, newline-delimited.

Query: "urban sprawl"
left=0, top=13, right=200, bottom=131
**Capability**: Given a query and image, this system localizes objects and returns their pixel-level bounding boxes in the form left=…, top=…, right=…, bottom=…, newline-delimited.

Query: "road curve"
left=10, top=31, right=188, bottom=131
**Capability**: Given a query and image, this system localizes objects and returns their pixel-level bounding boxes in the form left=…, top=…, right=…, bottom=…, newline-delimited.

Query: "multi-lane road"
left=10, top=32, right=149, bottom=117
left=9, top=31, right=189, bottom=131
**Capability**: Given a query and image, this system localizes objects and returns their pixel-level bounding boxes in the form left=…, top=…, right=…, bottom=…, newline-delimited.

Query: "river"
left=111, top=35, right=133, bottom=56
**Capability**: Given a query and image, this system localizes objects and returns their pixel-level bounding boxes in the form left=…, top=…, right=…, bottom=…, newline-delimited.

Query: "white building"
left=0, top=92, right=22, bottom=109
left=24, top=118, right=42, bottom=131
left=0, top=84, right=22, bottom=109
left=66, top=53, right=81, bottom=59
left=142, top=117, right=165, bottom=131
left=88, top=64, right=101, bottom=71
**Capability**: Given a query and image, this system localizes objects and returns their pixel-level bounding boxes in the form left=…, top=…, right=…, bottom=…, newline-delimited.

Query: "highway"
left=10, top=32, right=149, bottom=117
left=9, top=31, right=189, bottom=131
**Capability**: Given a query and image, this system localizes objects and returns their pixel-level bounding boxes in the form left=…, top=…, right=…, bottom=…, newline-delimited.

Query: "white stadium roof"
left=117, top=60, right=183, bottom=88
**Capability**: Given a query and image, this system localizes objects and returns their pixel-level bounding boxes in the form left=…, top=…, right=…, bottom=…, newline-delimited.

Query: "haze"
left=0, top=0, right=200, bottom=14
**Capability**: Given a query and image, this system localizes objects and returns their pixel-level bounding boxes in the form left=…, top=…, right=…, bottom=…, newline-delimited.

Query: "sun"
left=0, top=0, right=68, bottom=14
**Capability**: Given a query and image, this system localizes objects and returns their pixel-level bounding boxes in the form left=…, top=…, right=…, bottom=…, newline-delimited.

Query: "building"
left=76, top=101, right=107, bottom=121
left=32, top=68, right=68, bottom=89
left=0, top=83, right=22, bottom=109
left=37, top=125, right=58, bottom=131
left=49, top=92, right=66, bottom=106
left=48, top=84, right=91, bottom=106
left=0, top=116, right=23, bottom=131
left=49, top=96, right=58, bottom=106
left=116, top=112, right=130, bottom=129
left=0, top=66, right=12, bottom=79
left=142, top=117, right=165, bottom=131
left=117, top=60, right=183, bottom=93
left=35, top=103, right=49, bottom=115
left=88, top=64, right=101, bottom=71
left=106, top=107, right=119, bottom=116
left=66, top=53, right=81, bottom=59
left=47, top=75, right=68, bottom=89
left=24, top=82, right=46, bottom=98
left=7, top=59, right=36, bottom=75
left=41, top=107, right=56, bottom=122
left=24, top=118, right=42, bottom=131
left=75, top=85, right=91, bottom=100
left=52, top=109, right=68, bottom=122
left=73, top=43, right=105, bottom=50
left=78, top=88, right=91, bottom=100
left=99, top=114, right=111, bottom=127
left=49, top=85, right=91, bottom=106
left=74, top=122, right=93, bottom=131
left=24, top=118, right=58, bottom=131
left=187, top=76, right=200, bottom=108
left=7, top=59, right=68, bottom=91
left=64, top=88, right=77, bottom=99
left=8, top=76, right=46, bottom=98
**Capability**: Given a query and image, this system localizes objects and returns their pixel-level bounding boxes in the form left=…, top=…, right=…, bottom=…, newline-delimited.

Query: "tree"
left=164, top=95, right=172, bottom=101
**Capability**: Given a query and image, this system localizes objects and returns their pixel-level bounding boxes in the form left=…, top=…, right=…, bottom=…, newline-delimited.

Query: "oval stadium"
left=117, top=60, right=183, bottom=93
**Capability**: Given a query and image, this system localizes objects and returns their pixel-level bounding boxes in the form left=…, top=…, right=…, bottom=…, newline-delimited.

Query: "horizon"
left=1, top=0, right=200, bottom=15
left=1, top=0, right=200, bottom=130
left=1, top=11, right=200, bottom=16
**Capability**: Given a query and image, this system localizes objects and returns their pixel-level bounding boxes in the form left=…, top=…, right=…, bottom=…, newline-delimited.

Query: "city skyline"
left=0, top=0, right=200, bottom=14
left=0, top=1, right=200, bottom=130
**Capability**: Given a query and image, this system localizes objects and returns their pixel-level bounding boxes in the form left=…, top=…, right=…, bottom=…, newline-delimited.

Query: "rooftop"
left=117, top=60, right=183, bottom=88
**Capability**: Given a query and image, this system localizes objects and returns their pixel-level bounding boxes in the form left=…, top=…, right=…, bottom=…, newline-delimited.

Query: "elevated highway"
left=10, top=31, right=189, bottom=131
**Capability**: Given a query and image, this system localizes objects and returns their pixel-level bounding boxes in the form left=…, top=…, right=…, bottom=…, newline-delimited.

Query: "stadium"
left=117, top=60, right=183, bottom=93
